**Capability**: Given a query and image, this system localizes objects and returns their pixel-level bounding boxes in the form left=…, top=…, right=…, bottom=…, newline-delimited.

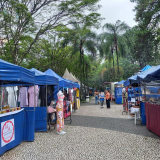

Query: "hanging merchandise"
left=28, top=85, right=39, bottom=107
left=1, top=88, right=5, bottom=109
left=68, top=89, right=72, bottom=101
left=6, top=86, right=18, bottom=108
left=56, top=91, right=66, bottom=135
left=47, top=85, right=54, bottom=104
left=18, top=87, right=28, bottom=107
left=39, top=86, right=46, bottom=106
left=39, top=85, right=54, bottom=106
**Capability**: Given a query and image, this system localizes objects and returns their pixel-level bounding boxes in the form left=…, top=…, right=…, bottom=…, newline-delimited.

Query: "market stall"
left=124, top=65, right=160, bottom=129
left=115, top=80, right=125, bottom=104
left=30, top=68, right=59, bottom=132
left=45, top=69, right=80, bottom=124
left=0, top=59, right=35, bottom=156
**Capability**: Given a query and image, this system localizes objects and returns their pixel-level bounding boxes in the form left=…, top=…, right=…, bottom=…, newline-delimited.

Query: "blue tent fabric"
left=35, top=107, right=47, bottom=132
left=141, top=65, right=152, bottom=72
left=137, top=65, right=160, bottom=82
left=124, top=79, right=130, bottom=86
left=44, top=69, right=80, bottom=100
left=124, top=65, right=155, bottom=86
left=44, top=69, right=72, bottom=88
left=116, top=80, right=125, bottom=85
left=0, top=59, right=35, bottom=85
left=30, top=68, right=58, bottom=85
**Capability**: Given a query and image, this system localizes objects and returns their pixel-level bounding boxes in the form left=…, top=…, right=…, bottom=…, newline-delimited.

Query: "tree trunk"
left=116, top=45, right=120, bottom=81
left=112, top=48, right=115, bottom=81
left=86, top=64, right=89, bottom=96
left=79, top=40, right=83, bottom=101
left=82, top=50, right=86, bottom=101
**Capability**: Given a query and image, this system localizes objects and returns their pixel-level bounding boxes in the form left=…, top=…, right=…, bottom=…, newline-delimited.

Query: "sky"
left=95, top=0, right=137, bottom=34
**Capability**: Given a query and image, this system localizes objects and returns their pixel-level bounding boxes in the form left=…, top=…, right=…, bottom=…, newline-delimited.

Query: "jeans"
left=95, top=95, right=98, bottom=104
left=100, top=101, right=104, bottom=106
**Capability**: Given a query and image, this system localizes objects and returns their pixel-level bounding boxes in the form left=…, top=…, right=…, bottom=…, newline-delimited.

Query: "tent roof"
left=116, top=80, right=125, bottom=85
left=141, top=65, right=152, bottom=72
left=44, top=69, right=73, bottom=88
left=124, top=65, right=160, bottom=85
left=0, top=59, right=35, bottom=85
left=137, top=65, right=160, bottom=82
left=63, top=68, right=80, bottom=88
left=63, top=68, right=77, bottom=83
left=30, top=68, right=58, bottom=85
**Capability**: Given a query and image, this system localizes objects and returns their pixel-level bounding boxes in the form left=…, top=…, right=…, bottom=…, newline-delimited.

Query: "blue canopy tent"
left=0, top=59, right=35, bottom=85
left=137, top=65, right=160, bottom=82
left=124, top=65, right=153, bottom=86
left=45, top=69, right=80, bottom=100
left=44, top=69, right=73, bottom=88
left=116, top=80, right=125, bottom=85
left=123, top=65, right=160, bottom=125
left=0, top=59, right=36, bottom=156
left=30, top=68, right=59, bottom=132
left=141, top=65, right=152, bottom=72
left=30, top=68, right=58, bottom=85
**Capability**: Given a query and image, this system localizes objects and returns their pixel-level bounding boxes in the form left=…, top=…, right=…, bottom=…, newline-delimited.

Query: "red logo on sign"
left=2, top=120, right=14, bottom=143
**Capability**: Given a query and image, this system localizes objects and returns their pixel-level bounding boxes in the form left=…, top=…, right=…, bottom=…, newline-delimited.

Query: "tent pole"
left=46, top=85, right=47, bottom=107
left=34, top=84, right=35, bottom=110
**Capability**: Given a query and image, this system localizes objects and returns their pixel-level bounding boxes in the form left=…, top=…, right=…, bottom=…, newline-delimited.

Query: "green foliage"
left=0, top=0, right=101, bottom=65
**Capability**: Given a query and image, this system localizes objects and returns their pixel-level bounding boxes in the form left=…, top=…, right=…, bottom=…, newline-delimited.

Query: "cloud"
left=95, top=0, right=137, bottom=34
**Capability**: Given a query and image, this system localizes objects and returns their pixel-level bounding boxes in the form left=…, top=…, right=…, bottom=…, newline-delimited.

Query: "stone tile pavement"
left=1, top=98, right=160, bottom=160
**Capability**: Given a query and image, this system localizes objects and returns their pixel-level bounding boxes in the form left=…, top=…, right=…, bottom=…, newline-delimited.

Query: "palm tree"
left=62, top=23, right=98, bottom=100
left=102, top=20, right=130, bottom=81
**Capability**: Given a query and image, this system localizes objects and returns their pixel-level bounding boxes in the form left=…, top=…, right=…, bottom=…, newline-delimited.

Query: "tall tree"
left=61, top=23, right=99, bottom=100
left=100, top=20, right=130, bottom=81
left=129, top=0, right=160, bottom=68
left=0, top=0, right=101, bottom=64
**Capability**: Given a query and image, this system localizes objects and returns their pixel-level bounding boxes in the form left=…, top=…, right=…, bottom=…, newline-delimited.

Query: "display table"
left=145, top=102, right=160, bottom=136
left=35, top=107, right=47, bottom=132
left=0, top=109, right=24, bottom=156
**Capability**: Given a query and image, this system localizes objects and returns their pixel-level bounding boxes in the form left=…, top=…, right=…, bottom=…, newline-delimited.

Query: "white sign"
left=1, top=119, right=15, bottom=147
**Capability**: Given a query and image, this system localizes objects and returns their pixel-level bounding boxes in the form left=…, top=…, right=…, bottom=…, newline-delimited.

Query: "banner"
left=1, top=119, right=15, bottom=147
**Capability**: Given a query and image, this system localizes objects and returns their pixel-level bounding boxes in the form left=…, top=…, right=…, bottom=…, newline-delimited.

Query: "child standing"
left=99, top=92, right=104, bottom=109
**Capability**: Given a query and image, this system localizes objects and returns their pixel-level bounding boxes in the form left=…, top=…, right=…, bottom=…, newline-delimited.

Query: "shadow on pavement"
left=65, top=114, right=159, bottom=139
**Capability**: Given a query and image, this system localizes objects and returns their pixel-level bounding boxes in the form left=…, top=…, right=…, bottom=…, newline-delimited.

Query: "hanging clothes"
left=18, top=87, right=28, bottom=107
left=56, top=94, right=64, bottom=133
left=39, top=86, right=46, bottom=106
left=39, top=85, right=54, bottom=106
left=69, top=89, right=72, bottom=101
left=47, top=85, right=54, bottom=104
left=28, top=85, right=39, bottom=107
left=6, top=86, right=18, bottom=108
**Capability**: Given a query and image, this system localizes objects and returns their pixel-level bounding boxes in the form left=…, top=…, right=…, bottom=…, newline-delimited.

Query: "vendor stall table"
left=145, top=102, right=160, bottom=136
left=0, top=109, right=24, bottom=155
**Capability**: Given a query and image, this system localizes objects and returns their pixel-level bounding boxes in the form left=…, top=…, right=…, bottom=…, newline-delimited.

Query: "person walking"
left=99, top=92, right=104, bottom=108
left=94, top=90, right=99, bottom=104
left=106, top=90, right=111, bottom=109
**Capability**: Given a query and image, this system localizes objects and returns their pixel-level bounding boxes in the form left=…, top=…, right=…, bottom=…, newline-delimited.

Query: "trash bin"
left=86, top=96, right=89, bottom=102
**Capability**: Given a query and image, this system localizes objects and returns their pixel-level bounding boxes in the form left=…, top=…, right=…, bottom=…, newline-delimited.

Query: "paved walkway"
left=1, top=98, right=160, bottom=160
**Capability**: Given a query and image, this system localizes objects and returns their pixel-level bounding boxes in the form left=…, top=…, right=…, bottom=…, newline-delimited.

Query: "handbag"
left=47, top=106, right=55, bottom=113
